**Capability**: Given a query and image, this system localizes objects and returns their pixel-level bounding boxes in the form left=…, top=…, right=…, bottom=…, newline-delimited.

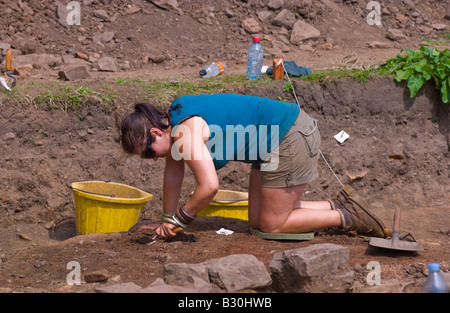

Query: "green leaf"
left=441, top=77, right=449, bottom=103
left=394, top=69, right=412, bottom=82
left=407, top=72, right=425, bottom=98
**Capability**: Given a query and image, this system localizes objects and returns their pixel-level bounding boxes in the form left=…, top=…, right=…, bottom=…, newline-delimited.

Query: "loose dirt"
left=0, top=0, right=449, bottom=293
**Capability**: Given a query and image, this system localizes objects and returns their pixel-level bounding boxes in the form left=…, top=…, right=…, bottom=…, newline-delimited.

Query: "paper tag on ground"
left=334, top=130, right=350, bottom=144
left=216, top=228, right=234, bottom=236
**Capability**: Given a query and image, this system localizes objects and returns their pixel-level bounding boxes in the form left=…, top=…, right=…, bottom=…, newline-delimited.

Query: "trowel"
left=369, top=207, right=424, bottom=252
left=0, top=49, right=16, bottom=91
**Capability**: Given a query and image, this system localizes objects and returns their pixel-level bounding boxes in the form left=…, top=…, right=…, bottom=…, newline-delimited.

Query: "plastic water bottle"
left=199, top=62, right=226, bottom=78
left=422, top=263, right=448, bottom=293
left=246, top=34, right=264, bottom=80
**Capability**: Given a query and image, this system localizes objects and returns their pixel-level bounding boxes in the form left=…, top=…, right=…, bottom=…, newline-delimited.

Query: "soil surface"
left=0, top=0, right=449, bottom=293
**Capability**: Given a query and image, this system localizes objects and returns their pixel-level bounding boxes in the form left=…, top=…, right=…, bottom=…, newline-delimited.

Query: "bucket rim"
left=70, top=180, right=153, bottom=204
left=210, top=189, right=248, bottom=206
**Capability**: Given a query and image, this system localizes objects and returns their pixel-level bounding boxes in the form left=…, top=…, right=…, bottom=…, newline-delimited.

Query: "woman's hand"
left=137, top=223, right=161, bottom=232
left=156, top=222, right=181, bottom=238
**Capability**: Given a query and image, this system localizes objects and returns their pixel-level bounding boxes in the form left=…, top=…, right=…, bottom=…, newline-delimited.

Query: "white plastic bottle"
left=199, top=62, right=226, bottom=78
left=246, top=34, right=264, bottom=80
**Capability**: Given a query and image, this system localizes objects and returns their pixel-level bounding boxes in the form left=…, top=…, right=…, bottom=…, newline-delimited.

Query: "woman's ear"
left=150, top=127, right=163, bottom=137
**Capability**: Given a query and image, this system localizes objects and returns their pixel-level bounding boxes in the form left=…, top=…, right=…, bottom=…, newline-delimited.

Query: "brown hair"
left=120, top=103, right=171, bottom=154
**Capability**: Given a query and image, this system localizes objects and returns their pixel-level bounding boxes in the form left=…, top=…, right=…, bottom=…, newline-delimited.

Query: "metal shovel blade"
left=369, top=235, right=424, bottom=252
left=368, top=207, right=424, bottom=252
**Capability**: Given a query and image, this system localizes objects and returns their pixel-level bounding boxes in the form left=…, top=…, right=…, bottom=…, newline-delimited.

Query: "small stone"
left=125, top=6, right=141, bottom=15
left=58, top=66, right=91, bottom=81
left=18, top=233, right=32, bottom=241
left=84, top=269, right=110, bottom=283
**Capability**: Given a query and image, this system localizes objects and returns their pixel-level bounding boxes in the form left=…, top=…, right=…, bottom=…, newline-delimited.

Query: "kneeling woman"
left=121, top=94, right=387, bottom=238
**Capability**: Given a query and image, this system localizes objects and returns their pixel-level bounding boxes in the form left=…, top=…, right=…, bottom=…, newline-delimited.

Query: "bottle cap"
left=428, top=262, right=440, bottom=272
left=199, top=69, right=207, bottom=76
left=253, top=34, right=261, bottom=43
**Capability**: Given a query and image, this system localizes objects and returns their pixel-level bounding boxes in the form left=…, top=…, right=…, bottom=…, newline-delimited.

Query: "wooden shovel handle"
left=392, top=207, right=401, bottom=237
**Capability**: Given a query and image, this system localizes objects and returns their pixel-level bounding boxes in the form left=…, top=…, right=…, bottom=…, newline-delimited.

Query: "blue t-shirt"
left=169, top=94, right=299, bottom=169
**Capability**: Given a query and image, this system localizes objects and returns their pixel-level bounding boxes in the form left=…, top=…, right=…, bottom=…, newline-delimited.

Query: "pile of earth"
left=0, top=0, right=449, bottom=78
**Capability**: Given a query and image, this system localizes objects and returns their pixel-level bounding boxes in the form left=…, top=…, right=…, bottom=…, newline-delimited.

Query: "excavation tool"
left=1, top=49, right=17, bottom=90
left=137, top=226, right=183, bottom=245
left=369, top=207, right=424, bottom=252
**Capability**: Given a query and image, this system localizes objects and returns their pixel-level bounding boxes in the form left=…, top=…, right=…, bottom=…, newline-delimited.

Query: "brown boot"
left=329, top=186, right=390, bottom=238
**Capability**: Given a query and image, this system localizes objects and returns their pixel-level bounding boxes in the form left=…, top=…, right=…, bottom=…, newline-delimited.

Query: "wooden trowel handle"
left=173, top=227, right=183, bottom=234
left=392, top=207, right=401, bottom=236
left=5, top=50, right=12, bottom=72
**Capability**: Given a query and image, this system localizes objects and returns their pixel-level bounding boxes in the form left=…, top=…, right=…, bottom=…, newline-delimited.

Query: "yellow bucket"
left=198, top=190, right=249, bottom=221
left=70, top=181, right=153, bottom=235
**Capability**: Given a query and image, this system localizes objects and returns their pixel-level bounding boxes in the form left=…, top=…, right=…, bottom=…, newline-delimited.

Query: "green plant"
left=381, top=46, right=449, bottom=103
left=283, top=81, right=293, bottom=93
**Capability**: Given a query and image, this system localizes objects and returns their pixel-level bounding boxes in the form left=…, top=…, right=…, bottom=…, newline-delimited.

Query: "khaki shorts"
left=252, top=109, right=321, bottom=188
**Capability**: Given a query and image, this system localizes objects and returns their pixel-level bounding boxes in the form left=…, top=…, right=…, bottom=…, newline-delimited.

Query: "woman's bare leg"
left=294, top=200, right=332, bottom=210
left=248, top=168, right=262, bottom=229
left=258, top=184, right=342, bottom=234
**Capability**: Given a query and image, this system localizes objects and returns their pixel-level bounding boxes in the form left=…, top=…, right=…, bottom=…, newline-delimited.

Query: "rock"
left=93, top=31, right=115, bottom=44
left=164, top=262, right=210, bottom=285
left=126, top=6, right=141, bottom=15
left=18, top=233, right=32, bottom=241
left=0, top=43, right=11, bottom=52
left=241, top=18, right=262, bottom=34
left=418, top=25, right=434, bottom=35
left=256, top=10, right=272, bottom=22
left=290, top=20, right=321, bottom=44
left=140, top=277, right=212, bottom=293
left=56, top=1, right=70, bottom=28
left=93, top=9, right=110, bottom=21
left=224, top=9, right=234, bottom=18
left=369, top=41, right=390, bottom=49
left=84, top=269, right=110, bottom=283
left=268, top=0, right=284, bottom=10
left=148, top=54, right=166, bottom=64
left=15, top=64, right=33, bottom=76
left=272, top=9, right=296, bottom=29
left=2, top=132, right=16, bottom=141
left=204, top=254, right=272, bottom=292
left=345, top=170, right=368, bottom=180
left=431, top=24, right=448, bottom=31
left=269, top=244, right=353, bottom=293
left=95, top=282, right=142, bottom=293
left=75, top=52, right=89, bottom=61
left=58, top=66, right=91, bottom=81
left=97, top=57, right=117, bottom=72
left=402, top=0, right=415, bottom=10
left=15, top=53, right=57, bottom=69
left=164, top=254, right=272, bottom=292
left=386, top=28, right=407, bottom=41
left=147, top=0, right=183, bottom=15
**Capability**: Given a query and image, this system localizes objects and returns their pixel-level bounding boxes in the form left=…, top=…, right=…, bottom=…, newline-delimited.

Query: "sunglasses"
left=141, top=133, right=155, bottom=159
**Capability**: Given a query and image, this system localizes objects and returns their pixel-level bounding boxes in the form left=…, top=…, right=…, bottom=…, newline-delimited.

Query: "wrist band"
left=161, top=207, right=196, bottom=228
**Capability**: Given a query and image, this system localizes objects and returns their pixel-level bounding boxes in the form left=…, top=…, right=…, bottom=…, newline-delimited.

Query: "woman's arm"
left=163, top=152, right=185, bottom=215
left=180, top=116, right=219, bottom=214
left=156, top=116, right=218, bottom=237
